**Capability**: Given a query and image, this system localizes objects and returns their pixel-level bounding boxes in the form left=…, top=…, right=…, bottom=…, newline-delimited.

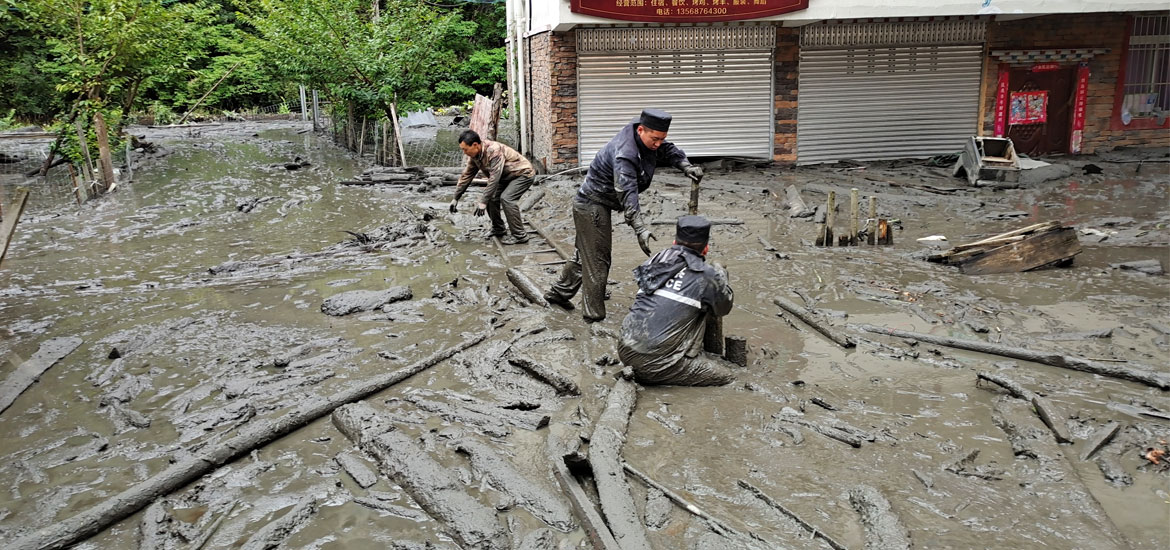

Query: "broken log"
left=855, top=324, right=1170, bottom=390
left=520, top=188, right=546, bottom=212
left=321, top=286, right=412, bottom=316
left=0, top=187, right=30, bottom=264
left=406, top=396, right=511, bottom=437
left=724, top=336, right=748, bottom=367
left=590, top=378, right=652, bottom=550
left=551, top=453, right=621, bottom=550
left=454, top=437, right=575, bottom=532
left=239, top=496, right=317, bottom=550
left=1080, top=421, right=1121, bottom=462
left=506, top=267, right=549, bottom=308
left=138, top=500, right=169, bottom=550
left=9, top=332, right=489, bottom=550
left=333, top=402, right=509, bottom=549
left=352, top=497, right=428, bottom=521
left=190, top=501, right=236, bottom=550
left=0, top=337, right=83, bottom=415
left=848, top=485, right=911, bottom=550
left=975, top=371, right=1072, bottom=443
left=738, top=480, right=846, bottom=550
left=335, top=452, right=378, bottom=488
left=773, top=414, right=862, bottom=448
left=624, top=462, right=749, bottom=540
left=783, top=185, right=814, bottom=218
left=959, top=226, right=1081, bottom=275
left=508, top=356, right=580, bottom=396
left=773, top=296, right=855, bottom=348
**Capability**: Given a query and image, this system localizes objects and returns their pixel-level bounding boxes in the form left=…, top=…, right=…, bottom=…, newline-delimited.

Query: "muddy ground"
left=0, top=120, right=1167, bottom=549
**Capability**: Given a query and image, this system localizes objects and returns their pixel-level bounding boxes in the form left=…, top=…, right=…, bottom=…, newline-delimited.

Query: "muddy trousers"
left=621, top=350, right=737, bottom=387
left=486, top=175, right=533, bottom=238
left=548, top=197, right=612, bottom=321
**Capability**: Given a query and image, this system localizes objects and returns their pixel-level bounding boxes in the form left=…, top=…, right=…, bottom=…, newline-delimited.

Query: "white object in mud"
left=916, top=235, right=948, bottom=242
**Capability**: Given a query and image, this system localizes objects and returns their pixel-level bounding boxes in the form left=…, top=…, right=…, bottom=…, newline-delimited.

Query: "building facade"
left=505, top=0, right=1169, bottom=170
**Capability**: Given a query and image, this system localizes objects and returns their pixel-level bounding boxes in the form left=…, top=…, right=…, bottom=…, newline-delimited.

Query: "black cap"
left=675, top=215, right=711, bottom=244
left=639, top=109, right=672, bottom=132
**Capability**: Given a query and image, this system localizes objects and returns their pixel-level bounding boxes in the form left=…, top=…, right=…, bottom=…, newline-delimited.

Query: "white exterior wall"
left=531, top=0, right=1168, bottom=31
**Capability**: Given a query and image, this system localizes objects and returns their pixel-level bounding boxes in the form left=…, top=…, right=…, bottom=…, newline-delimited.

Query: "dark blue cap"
left=639, top=109, right=672, bottom=132
left=676, top=215, right=711, bottom=244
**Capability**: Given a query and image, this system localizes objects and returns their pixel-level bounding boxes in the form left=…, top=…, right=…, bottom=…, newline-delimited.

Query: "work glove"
left=682, top=164, right=704, bottom=182
left=473, top=202, right=487, bottom=217
left=629, top=214, right=656, bottom=256
left=712, top=261, right=729, bottom=287
left=448, top=199, right=458, bottom=214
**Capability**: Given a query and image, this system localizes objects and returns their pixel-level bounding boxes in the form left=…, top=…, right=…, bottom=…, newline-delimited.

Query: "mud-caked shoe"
left=544, top=291, right=575, bottom=310
left=483, top=230, right=506, bottom=240
left=501, top=234, right=530, bottom=245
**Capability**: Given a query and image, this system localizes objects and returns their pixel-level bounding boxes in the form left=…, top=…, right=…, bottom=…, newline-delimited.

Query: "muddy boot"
left=501, top=234, right=529, bottom=245
left=544, top=291, right=575, bottom=310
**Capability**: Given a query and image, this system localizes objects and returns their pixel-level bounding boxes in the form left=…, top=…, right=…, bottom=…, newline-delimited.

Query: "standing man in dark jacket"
left=543, top=108, right=704, bottom=322
left=449, top=130, right=536, bottom=244
left=617, top=216, right=736, bottom=386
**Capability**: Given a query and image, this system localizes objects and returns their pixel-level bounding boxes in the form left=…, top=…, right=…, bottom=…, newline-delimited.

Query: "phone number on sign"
left=675, top=7, right=728, bottom=14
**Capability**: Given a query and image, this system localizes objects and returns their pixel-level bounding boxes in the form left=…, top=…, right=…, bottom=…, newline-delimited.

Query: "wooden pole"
left=299, top=85, right=308, bottom=121
left=849, top=188, right=859, bottom=245
left=75, top=119, right=95, bottom=183
left=868, top=196, right=877, bottom=245
left=357, top=117, right=366, bottom=157
left=774, top=296, right=856, bottom=348
left=93, top=112, right=115, bottom=193
left=177, top=60, right=243, bottom=125
left=311, top=90, right=320, bottom=132
left=390, top=103, right=407, bottom=168
left=67, top=164, right=83, bottom=205
left=0, top=188, right=30, bottom=264
left=823, top=191, right=836, bottom=246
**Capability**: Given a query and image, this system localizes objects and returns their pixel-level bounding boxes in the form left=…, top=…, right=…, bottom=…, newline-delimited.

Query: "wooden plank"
left=0, top=337, right=83, bottom=415
left=469, top=93, right=493, bottom=137
left=959, top=226, right=1081, bottom=275
left=951, top=221, right=1061, bottom=252
left=551, top=455, right=621, bottom=550
left=0, top=187, right=30, bottom=264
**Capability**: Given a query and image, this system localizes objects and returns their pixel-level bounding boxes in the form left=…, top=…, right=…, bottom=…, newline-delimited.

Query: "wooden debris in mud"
left=239, top=496, right=318, bottom=550
left=926, top=221, right=1082, bottom=274
left=773, top=296, right=855, bottom=348
left=623, top=462, right=755, bottom=541
left=0, top=336, right=83, bottom=416
left=943, top=449, right=1004, bottom=481
left=854, top=324, right=1170, bottom=390
left=976, top=371, right=1072, bottom=444
left=453, top=437, right=576, bottom=532
left=335, top=452, right=378, bottom=488
left=0, top=187, right=30, bottom=264
left=333, top=402, right=510, bottom=549
left=551, top=452, right=622, bottom=550
left=506, top=267, right=550, bottom=308
left=1080, top=421, right=1121, bottom=461
left=351, top=497, right=428, bottom=520
left=8, top=332, right=489, bottom=550
left=649, top=217, right=743, bottom=225
left=738, top=480, right=847, bottom=550
left=772, top=413, right=863, bottom=448
left=589, top=378, right=652, bottom=550
left=508, top=356, right=581, bottom=396
left=848, top=485, right=912, bottom=550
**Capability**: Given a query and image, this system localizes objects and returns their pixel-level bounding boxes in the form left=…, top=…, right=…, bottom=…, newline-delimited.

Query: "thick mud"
left=0, top=120, right=1167, bottom=549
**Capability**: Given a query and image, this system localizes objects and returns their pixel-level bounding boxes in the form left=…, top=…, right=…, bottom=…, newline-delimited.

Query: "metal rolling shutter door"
left=577, top=27, right=775, bottom=164
left=796, top=20, right=987, bottom=165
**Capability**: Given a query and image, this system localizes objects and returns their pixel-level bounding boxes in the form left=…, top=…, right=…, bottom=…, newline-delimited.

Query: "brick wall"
left=982, top=13, right=1168, bottom=153
left=526, top=30, right=579, bottom=172
left=774, top=27, right=799, bottom=165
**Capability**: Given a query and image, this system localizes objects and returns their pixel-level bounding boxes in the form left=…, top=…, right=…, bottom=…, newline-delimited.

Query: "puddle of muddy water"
left=1, top=121, right=1167, bottom=549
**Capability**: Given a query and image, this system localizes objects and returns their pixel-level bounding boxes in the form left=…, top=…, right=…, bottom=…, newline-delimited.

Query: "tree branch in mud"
left=0, top=337, right=83, bottom=416
left=848, top=485, right=912, bottom=550
left=774, top=296, right=856, bottom=348
left=854, top=324, right=1170, bottom=390
left=737, top=479, right=847, bottom=550
left=623, top=462, right=758, bottom=542
left=976, top=371, right=1073, bottom=444
left=9, top=332, right=489, bottom=550
left=772, top=414, right=864, bottom=448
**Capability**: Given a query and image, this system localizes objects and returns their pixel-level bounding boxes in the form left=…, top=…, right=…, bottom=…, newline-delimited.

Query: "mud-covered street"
left=1, top=120, right=1167, bottom=549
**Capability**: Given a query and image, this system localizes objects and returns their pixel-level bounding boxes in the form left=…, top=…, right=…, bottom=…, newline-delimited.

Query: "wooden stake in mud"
left=0, top=187, right=30, bottom=264
left=849, top=188, right=859, bottom=245
left=357, top=117, right=366, bottom=157
left=868, top=196, right=877, bottom=245
left=75, top=118, right=95, bottom=183
left=390, top=102, right=407, bottom=168
left=823, top=191, right=836, bottom=246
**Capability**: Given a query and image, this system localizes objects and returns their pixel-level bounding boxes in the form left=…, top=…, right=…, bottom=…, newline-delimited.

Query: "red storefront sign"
left=1069, top=62, right=1090, bottom=153
left=993, top=64, right=1010, bottom=137
left=570, top=0, right=809, bottom=23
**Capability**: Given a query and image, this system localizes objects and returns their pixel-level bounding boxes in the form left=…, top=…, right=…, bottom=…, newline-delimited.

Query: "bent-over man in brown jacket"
left=449, top=130, right=536, bottom=244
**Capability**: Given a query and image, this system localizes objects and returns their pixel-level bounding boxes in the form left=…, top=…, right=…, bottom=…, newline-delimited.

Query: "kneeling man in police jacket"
left=617, top=215, right=737, bottom=386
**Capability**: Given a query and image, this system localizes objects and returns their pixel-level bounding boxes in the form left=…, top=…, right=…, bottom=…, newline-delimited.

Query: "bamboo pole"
left=390, top=103, right=407, bottom=168
left=177, top=60, right=243, bottom=125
